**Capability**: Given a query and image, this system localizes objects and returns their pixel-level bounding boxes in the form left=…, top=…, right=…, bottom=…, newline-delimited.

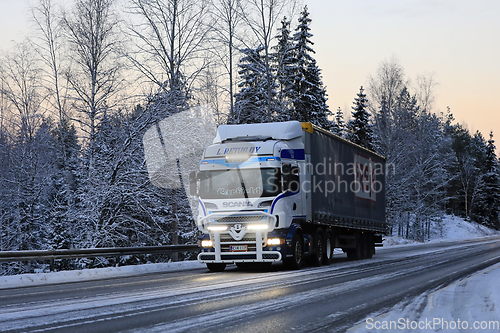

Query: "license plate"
left=230, top=245, right=248, bottom=252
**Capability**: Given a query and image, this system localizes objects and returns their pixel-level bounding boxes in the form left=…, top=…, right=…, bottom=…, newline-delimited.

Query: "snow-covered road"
left=349, top=261, right=500, bottom=332
left=2, top=236, right=500, bottom=333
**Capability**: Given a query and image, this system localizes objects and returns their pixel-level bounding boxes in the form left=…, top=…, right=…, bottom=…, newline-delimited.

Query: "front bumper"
left=197, top=211, right=282, bottom=263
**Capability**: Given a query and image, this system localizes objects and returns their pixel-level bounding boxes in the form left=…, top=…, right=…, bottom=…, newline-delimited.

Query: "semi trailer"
left=190, top=121, right=387, bottom=272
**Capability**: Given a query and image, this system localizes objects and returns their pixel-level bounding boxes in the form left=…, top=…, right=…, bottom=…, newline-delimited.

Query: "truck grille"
left=213, top=214, right=265, bottom=223
left=220, top=233, right=258, bottom=243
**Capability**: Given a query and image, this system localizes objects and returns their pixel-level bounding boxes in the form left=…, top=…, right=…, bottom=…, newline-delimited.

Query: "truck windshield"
left=199, top=168, right=280, bottom=199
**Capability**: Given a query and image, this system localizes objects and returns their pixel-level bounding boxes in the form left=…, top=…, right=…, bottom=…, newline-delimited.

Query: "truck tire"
left=323, top=229, right=334, bottom=265
left=207, top=263, right=226, bottom=272
left=284, top=233, right=303, bottom=270
left=310, top=228, right=324, bottom=267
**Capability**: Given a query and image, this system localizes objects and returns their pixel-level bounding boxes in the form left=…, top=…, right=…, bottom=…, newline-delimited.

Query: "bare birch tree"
left=127, top=0, right=212, bottom=98
left=210, top=0, right=244, bottom=119
left=62, top=0, right=122, bottom=168
left=31, top=0, right=78, bottom=227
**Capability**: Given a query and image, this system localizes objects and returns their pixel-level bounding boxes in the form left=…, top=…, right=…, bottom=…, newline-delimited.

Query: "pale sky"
left=0, top=0, right=499, bottom=142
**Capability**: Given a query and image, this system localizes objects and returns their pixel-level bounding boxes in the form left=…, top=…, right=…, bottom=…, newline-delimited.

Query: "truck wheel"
left=323, top=230, right=334, bottom=265
left=207, top=263, right=226, bottom=272
left=284, top=233, right=303, bottom=270
left=310, top=228, right=324, bottom=267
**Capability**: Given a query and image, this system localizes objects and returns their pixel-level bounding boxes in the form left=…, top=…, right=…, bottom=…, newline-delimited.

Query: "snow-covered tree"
left=331, top=107, right=346, bottom=137
left=233, top=46, right=272, bottom=124
left=238, top=0, right=297, bottom=121
left=473, top=132, right=500, bottom=228
left=273, top=16, right=294, bottom=120
left=211, top=0, right=243, bottom=120
left=127, top=0, right=212, bottom=95
left=346, top=86, right=373, bottom=150
left=62, top=0, right=122, bottom=172
left=289, top=6, right=331, bottom=129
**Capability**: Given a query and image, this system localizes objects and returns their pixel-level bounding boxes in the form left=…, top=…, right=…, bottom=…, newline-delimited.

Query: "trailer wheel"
left=284, top=233, right=303, bottom=270
left=310, top=228, right=324, bottom=267
left=323, top=230, right=334, bottom=265
left=207, top=263, right=226, bottom=272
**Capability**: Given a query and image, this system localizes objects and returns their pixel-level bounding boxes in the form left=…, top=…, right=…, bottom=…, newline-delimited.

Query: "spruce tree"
left=274, top=17, right=294, bottom=120
left=347, top=86, right=374, bottom=150
left=331, top=107, right=346, bottom=137
left=480, top=132, right=500, bottom=228
left=233, top=47, right=276, bottom=124
left=289, top=6, right=331, bottom=129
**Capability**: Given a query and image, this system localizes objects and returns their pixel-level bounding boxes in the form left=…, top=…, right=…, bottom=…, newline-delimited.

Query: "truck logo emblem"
left=229, top=224, right=247, bottom=241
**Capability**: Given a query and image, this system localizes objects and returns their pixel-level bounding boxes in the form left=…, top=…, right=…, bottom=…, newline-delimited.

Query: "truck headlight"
left=201, top=240, right=213, bottom=247
left=207, top=226, right=228, bottom=231
left=247, top=224, right=269, bottom=230
left=267, top=238, right=284, bottom=246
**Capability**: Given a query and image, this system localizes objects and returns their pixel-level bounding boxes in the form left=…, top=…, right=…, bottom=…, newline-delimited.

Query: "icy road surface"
left=1, top=236, right=500, bottom=332
left=349, top=261, right=500, bottom=332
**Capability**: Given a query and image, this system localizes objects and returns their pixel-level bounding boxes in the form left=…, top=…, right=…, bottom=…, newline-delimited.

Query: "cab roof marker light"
left=266, top=158, right=275, bottom=161
left=247, top=224, right=269, bottom=230
left=207, top=226, right=228, bottom=231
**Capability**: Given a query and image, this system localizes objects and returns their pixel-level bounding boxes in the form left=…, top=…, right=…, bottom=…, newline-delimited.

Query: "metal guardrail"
left=0, top=244, right=200, bottom=264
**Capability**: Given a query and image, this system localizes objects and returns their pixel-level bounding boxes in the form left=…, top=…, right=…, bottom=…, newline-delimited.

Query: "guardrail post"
left=50, top=258, right=54, bottom=272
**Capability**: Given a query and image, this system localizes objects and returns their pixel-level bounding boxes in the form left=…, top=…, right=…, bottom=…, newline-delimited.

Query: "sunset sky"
left=1, top=0, right=499, bottom=142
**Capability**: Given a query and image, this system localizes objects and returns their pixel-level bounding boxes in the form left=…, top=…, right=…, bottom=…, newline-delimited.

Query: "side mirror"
left=189, top=171, right=198, bottom=196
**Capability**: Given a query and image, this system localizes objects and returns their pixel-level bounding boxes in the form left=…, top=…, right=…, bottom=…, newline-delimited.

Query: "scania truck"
left=190, top=121, right=387, bottom=272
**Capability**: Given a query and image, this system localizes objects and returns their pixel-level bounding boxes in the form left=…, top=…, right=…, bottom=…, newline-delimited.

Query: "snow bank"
left=0, top=260, right=205, bottom=289
left=383, top=214, right=499, bottom=247
left=349, top=262, right=500, bottom=332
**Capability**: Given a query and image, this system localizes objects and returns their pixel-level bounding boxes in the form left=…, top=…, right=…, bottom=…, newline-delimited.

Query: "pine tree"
left=233, top=47, right=273, bottom=124
left=273, top=17, right=294, bottom=120
left=331, top=107, right=346, bottom=137
left=477, top=132, right=500, bottom=228
left=347, top=86, right=374, bottom=150
left=289, top=6, right=331, bottom=129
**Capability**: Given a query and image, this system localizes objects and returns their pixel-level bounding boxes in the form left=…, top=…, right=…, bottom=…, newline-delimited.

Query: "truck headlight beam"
left=207, top=226, right=228, bottom=231
left=247, top=224, right=269, bottom=230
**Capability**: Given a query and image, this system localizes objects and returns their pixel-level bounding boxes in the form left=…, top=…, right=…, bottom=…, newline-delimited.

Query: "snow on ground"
left=0, top=260, right=205, bottom=290
left=348, top=215, right=500, bottom=332
left=348, top=262, right=500, bottom=332
left=383, top=214, right=499, bottom=247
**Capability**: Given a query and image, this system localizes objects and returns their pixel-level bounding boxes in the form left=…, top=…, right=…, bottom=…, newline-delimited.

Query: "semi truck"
left=190, top=121, right=387, bottom=272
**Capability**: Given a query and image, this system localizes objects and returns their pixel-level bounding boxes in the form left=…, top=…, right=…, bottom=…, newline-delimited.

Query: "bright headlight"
left=207, top=226, right=228, bottom=231
left=267, top=238, right=284, bottom=246
left=201, top=240, right=213, bottom=247
left=247, top=224, right=269, bottom=230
